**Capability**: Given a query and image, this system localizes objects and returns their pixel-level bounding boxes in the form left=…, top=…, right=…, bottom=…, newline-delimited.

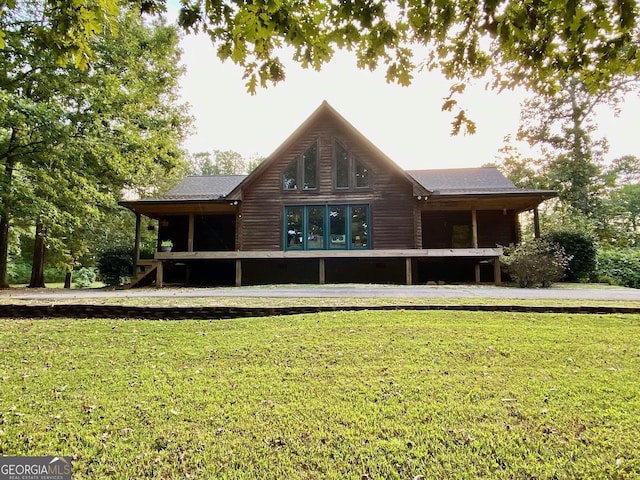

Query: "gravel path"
left=1, top=284, right=640, bottom=302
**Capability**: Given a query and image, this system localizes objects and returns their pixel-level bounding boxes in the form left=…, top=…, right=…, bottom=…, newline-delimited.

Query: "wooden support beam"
left=134, top=213, right=141, bottom=263
left=319, top=258, right=325, bottom=284
left=188, top=213, right=195, bottom=252
left=494, top=257, right=502, bottom=285
left=235, top=259, right=242, bottom=287
left=405, top=257, right=413, bottom=285
left=533, top=207, right=541, bottom=239
left=471, top=209, right=478, bottom=248
left=474, top=263, right=481, bottom=283
left=155, top=261, right=163, bottom=288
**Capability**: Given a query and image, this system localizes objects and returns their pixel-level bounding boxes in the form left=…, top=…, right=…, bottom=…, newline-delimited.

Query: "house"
left=119, top=101, right=556, bottom=287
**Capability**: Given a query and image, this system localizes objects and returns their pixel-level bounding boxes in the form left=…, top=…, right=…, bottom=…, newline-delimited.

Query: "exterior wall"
left=477, top=210, right=518, bottom=247
left=239, top=114, right=417, bottom=251
left=422, top=210, right=517, bottom=249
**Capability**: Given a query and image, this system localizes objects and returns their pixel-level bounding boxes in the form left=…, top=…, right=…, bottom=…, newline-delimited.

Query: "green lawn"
left=1, top=311, right=639, bottom=479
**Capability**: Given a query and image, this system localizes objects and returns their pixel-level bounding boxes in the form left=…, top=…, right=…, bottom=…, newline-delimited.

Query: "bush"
left=501, top=239, right=571, bottom=288
left=74, top=267, right=97, bottom=288
left=7, top=258, right=32, bottom=284
left=7, top=258, right=67, bottom=285
left=543, top=230, right=596, bottom=282
left=595, top=249, right=640, bottom=289
left=96, top=248, right=134, bottom=286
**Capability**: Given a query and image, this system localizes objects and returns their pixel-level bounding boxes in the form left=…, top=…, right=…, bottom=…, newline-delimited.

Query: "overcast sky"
left=167, top=4, right=640, bottom=171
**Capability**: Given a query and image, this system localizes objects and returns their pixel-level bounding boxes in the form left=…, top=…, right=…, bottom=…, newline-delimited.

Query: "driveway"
left=1, top=284, right=640, bottom=302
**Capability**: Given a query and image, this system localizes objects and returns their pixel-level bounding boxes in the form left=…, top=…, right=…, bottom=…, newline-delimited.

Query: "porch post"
left=133, top=213, right=141, bottom=264
left=155, top=260, right=163, bottom=288
left=235, top=259, right=242, bottom=287
left=188, top=213, right=195, bottom=252
left=493, top=257, right=502, bottom=285
left=471, top=209, right=478, bottom=248
left=319, top=258, right=325, bottom=285
left=405, top=257, right=413, bottom=285
left=472, top=209, right=480, bottom=283
left=533, top=207, right=541, bottom=239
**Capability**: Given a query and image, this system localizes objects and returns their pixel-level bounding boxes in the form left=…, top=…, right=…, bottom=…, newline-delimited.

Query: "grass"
left=1, top=311, right=639, bottom=479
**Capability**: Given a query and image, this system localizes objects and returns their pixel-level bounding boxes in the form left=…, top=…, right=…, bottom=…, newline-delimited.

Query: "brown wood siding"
left=239, top=114, right=416, bottom=251
left=477, top=210, right=517, bottom=247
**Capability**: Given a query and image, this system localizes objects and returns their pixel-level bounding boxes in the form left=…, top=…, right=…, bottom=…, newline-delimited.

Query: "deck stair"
left=122, top=260, right=159, bottom=289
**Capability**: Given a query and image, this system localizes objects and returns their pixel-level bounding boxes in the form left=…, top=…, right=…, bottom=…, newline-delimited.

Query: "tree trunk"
left=29, top=222, right=46, bottom=288
left=0, top=214, right=10, bottom=289
left=64, top=270, right=72, bottom=289
left=0, top=154, right=16, bottom=289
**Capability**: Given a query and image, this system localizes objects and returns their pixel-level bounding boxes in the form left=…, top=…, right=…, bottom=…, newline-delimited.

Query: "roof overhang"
left=419, top=191, right=557, bottom=212
left=119, top=199, right=238, bottom=218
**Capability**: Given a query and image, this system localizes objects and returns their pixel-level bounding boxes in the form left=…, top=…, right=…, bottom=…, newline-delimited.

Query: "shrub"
left=74, top=267, right=97, bottom=288
left=7, top=258, right=32, bottom=284
left=543, top=230, right=596, bottom=282
left=44, top=267, right=67, bottom=283
left=7, top=258, right=67, bottom=285
left=96, top=248, right=134, bottom=286
left=595, top=249, right=640, bottom=289
left=501, top=239, right=571, bottom=288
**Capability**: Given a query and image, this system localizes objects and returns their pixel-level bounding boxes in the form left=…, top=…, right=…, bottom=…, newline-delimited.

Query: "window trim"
left=283, top=204, right=370, bottom=251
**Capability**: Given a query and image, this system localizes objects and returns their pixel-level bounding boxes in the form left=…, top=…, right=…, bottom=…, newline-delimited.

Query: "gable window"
left=334, top=141, right=371, bottom=189
left=284, top=205, right=369, bottom=250
left=355, top=159, right=369, bottom=188
left=282, top=141, right=318, bottom=191
left=282, top=160, right=297, bottom=190
left=303, top=142, right=318, bottom=189
left=335, top=143, right=349, bottom=189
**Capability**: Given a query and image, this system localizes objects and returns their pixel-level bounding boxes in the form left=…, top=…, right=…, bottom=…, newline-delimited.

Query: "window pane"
left=307, top=206, right=324, bottom=249
left=282, top=160, right=297, bottom=190
left=351, top=205, right=368, bottom=248
left=355, top=158, right=369, bottom=188
left=335, top=142, right=349, bottom=188
left=286, top=207, right=303, bottom=249
left=302, top=143, right=317, bottom=190
left=329, top=205, right=346, bottom=249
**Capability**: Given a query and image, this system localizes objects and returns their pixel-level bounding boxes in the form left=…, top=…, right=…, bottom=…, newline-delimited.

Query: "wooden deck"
left=148, top=248, right=503, bottom=288
left=155, top=248, right=502, bottom=260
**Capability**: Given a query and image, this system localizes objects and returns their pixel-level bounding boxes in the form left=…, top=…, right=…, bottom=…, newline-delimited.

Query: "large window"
left=282, top=142, right=318, bottom=190
left=284, top=205, right=369, bottom=250
left=334, top=141, right=370, bottom=189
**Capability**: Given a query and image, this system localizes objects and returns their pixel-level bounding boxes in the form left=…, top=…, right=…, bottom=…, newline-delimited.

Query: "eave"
left=419, top=190, right=557, bottom=212
left=119, top=199, right=238, bottom=218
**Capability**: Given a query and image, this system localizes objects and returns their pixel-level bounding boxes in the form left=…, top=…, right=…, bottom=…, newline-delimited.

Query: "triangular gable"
left=226, top=101, right=429, bottom=200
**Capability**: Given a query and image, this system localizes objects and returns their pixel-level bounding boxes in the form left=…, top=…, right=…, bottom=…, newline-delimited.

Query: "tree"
left=514, top=74, right=639, bottom=216
left=601, top=155, right=640, bottom=247
left=0, top=5, right=191, bottom=288
left=0, top=0, right=164, bottom=67
left=5, top=1, right=640, bottom=115
left=189, top=150, right=265, bottom=175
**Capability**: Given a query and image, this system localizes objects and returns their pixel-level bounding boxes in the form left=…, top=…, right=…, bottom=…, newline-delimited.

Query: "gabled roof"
left=408, top=167, right=518, bottom=194
left=226, top=100, right=430, bottom=200
left=161, top=175, right=246, bottom=201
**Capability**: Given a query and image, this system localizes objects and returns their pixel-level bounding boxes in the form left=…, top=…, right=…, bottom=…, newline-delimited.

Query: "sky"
left=167, top=5, right=640, bottom=171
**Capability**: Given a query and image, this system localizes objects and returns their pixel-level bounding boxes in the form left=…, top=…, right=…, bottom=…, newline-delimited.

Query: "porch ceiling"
left=119, top=200, right=237, bottom=218
left=419, top=192, right=556, bottom=212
